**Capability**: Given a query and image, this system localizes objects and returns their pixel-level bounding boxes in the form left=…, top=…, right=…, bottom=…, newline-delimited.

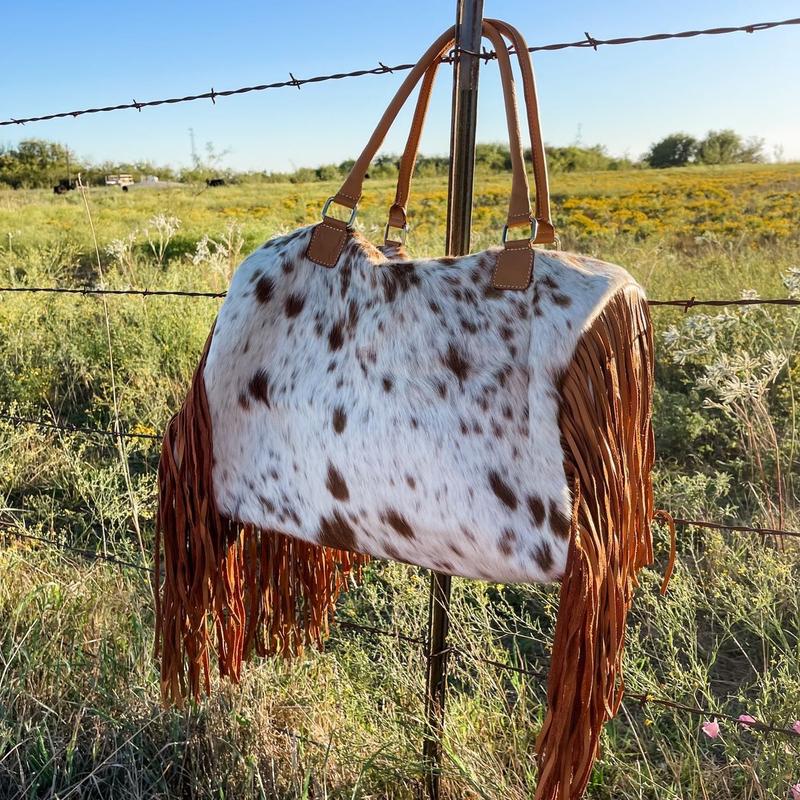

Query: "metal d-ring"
left=501, top=218, right=538, bottom=244
left=384, top=222, right=409, bottom=245
left=322, top=196, right=358, bottom=227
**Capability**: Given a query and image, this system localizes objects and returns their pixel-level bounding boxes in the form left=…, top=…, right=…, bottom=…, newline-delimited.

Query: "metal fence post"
left=422, top=1, right=484, bottom=798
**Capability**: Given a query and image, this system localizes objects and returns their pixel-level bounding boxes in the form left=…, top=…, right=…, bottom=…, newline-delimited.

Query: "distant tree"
left=475, top=143, right=512, bottom=172
left=370, top=154, right=399, bottom=178
left=180, top=140, right=232, bottom=182
left=315, top=164, right=341, bottom=181
left=413, top=155, right=448, bottom=177
left=288, top=167, right=317, bottom=184
left=644, top=133, right=698, bottom=168
left=697, top=129, right=763, bottom=165
left=0, top=139, right=82, bottom=188
left=545, top=144, right=632, bottom=173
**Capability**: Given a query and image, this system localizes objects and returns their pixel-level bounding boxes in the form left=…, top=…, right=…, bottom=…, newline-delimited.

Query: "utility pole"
left=189, top=127, right=198, bottom=166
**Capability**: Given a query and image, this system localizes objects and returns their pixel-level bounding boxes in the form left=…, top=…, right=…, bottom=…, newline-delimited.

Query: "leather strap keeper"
left=492, top=240, right=535, bottom=290
left=306, top=216, right=350, bottom=268
left=534, top=219, right=556, bottom=246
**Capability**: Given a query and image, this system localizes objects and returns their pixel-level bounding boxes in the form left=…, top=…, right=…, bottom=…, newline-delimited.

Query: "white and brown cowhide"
left=204, top=226, right=639, bottom=584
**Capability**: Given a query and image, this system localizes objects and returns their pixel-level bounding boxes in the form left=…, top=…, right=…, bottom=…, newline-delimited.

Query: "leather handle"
left=489, top=18, right=553, bottom=241
left=387, top=19, right=553, bottom=245
left=307, top=19, right=551, bottom=288
left=333, top=27, right=457, bottom=211
left=386, top=59, right=442, bottom=235
left=306, top=27, right=456, bottom=269
left=338, top=21, right=531, bottom=232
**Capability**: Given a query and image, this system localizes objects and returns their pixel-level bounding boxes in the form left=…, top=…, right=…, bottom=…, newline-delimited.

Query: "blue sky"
left=2, top=1, right=798, bottom=171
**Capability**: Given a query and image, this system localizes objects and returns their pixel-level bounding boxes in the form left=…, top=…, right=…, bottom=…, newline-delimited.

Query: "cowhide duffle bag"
left=155, top=18, right=658, bottom=800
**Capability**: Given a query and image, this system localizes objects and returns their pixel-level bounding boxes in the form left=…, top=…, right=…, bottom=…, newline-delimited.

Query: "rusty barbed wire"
left=0, top=412, right=161, bottom=440
left=1, top=416, right=799, bottom=541
left=1, top=283, right=798, bottom=309
left=5, top=519, right=798, bottom=742
left=2, top=17, right=798, bottom=127
left=0, top=285, right=225, bottom=299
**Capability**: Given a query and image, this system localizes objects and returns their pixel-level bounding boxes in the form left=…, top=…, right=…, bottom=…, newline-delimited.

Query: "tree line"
left=0, top=130, right=768, bottom=189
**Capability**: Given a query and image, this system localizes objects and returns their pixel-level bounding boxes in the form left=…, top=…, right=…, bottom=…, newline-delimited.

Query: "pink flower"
left=737, top=714, right=757, bottom=728
left=789, top=782, right=800, bottom=800
left=792, top=720, right=800, bottom=735
left=701, top=719, right=720, bottom=739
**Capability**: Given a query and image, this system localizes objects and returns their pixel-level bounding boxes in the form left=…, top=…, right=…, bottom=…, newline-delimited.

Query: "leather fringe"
left=534, top=286, right=655, bottom=799
left=154, top=328, right=367, bottom=706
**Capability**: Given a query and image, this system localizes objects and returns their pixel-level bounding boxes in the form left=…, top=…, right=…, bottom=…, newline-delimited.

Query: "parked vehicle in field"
left=104, top=174, right=134, bottom=187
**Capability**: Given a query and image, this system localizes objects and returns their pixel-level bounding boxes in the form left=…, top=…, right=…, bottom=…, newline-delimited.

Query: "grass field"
left=0, top=162, right=798, bottom=799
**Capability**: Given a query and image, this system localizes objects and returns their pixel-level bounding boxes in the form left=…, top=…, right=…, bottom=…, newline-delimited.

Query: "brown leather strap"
left=308, top=20, right=551, bottom=285
left=387, top=19, right=553, bottom=245
left=488, top=19, right=553, bottom=241
left=386, top=60, right=442, bottom=237
left=348, top=22, right=531, bottom=234
left=485, top=22, right=533, bottom=231
left=334, top=27, right=457, bottom=211
left=307, top=27, right=455, bottom=267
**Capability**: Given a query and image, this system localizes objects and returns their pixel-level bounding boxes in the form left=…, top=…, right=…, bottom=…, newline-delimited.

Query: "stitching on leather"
left=501, top=24, right=549, bottom=227
left=492, top=250, right=534, bottom=291
left=335, top=190, right=359, bottom=204
left=307, top=222, right=348, bottom=268
left=507, top=212, right=532, bottom=224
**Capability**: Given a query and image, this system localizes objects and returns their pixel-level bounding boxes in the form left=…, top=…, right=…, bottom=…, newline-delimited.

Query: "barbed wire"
left=337, top=619, right=425, bottom=646
left=0, top=412, right=161, bottom=441
left=0, top=525, right=150, bottom=573
left=2, top=17, right=797, bottom=128
left=1, top=283, right=798, bottom=309
left=2, top=414, right=799, bottom=541
left=479, top=653, right=800, bottom=739
left=648, top=297, right=800, bottom=310
left=0, top=521, right=426, bottom=645
left=3, top=521, right=798, bottom=742
left=671, top=516, right=800, bottom=539
left=0, top=285, right=225, bottom=299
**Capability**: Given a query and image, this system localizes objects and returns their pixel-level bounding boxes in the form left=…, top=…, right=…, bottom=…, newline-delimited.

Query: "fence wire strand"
left=2, top=414, right=798, bottom=540
left=2, top=17, right=798, bottom=128
left=1, top=283, right=799, bottom=309
left=0, top=412, right=160, bottom=441
left=479, top=652, right=800, bottom=739
left=0, top=285, right=225, bottom=299
left=0, top=525, right=150, bottom=573
left=2, top=520, right=798, bottom=741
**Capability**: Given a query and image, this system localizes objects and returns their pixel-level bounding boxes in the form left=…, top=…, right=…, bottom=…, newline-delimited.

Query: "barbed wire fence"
left=1, top=11, right=799, bottom=792
left=2, top=511, right=800, bottom=745
left=2, top=407, right=799, bottom=541
left=1, top=17, right=798, bottom=128
left=0, top=283, right=799, bottom=308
